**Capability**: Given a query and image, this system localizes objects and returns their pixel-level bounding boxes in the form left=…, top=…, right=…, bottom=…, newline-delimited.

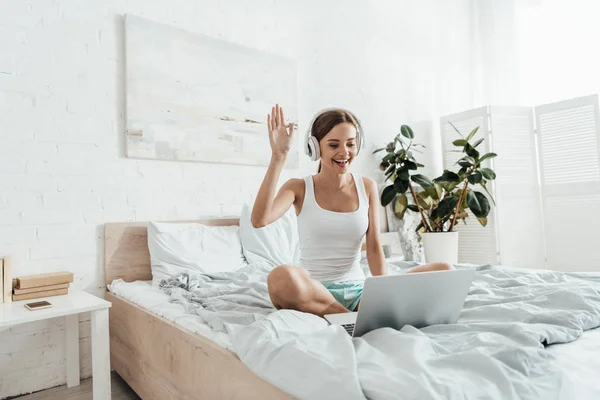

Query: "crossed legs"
left=267, top=262, right=454, bottom=318
left=267, top=265, right=349, bottom=317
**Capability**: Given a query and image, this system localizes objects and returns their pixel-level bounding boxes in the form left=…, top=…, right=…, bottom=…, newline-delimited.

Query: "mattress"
left=108, top=272, right=600, bottom=398
left=108, top=279, right=234, bottom=350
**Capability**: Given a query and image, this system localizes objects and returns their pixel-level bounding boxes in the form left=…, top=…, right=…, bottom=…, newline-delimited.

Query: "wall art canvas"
left=124, top=14, right=299, bottom=168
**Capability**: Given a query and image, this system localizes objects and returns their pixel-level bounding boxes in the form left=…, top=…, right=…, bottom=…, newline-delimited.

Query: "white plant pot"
left=421, top=231, right=459, bottom=264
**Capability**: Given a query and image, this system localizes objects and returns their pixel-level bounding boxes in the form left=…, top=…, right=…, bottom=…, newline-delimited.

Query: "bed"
left=104, top=218, right=600, bottom=400
left=103, top=219, right=292, bottom=400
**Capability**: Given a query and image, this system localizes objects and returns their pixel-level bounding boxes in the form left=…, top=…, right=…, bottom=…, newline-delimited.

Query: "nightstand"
left=0, top=291, right=112, bottom=399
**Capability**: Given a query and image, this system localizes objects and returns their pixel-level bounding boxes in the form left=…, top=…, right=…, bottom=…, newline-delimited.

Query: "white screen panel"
left=538, top=105, right=600, bottom=185
left=544, top=194, right=600, bottom=272
left=535, top=95, right=600, bottom=272
left=489, top=106, right=545, bottom=269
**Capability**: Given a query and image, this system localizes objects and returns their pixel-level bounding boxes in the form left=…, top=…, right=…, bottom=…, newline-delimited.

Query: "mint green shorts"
left=322, top=280, right=364, bottom=311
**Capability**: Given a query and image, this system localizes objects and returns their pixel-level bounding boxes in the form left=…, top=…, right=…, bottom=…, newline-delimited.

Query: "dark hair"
left=310, top=109, right=360, bottom=172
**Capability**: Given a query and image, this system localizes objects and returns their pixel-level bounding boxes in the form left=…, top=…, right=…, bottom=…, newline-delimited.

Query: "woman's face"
left=319, top=122, right=358, bottom=173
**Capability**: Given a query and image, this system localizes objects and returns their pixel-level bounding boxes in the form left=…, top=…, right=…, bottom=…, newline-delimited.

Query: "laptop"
left=324, top=268, right=476, bottom=337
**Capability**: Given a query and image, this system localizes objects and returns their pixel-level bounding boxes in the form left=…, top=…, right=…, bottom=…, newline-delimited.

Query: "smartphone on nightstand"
left=24, top=300, right=53, bottom=311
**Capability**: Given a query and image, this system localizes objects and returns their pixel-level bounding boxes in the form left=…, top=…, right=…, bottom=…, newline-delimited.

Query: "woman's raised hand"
left=267, top=104, right=294, bottom=156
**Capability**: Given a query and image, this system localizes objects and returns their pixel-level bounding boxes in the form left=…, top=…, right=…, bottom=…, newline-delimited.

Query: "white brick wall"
left=0, top=0, right=473, bottom=397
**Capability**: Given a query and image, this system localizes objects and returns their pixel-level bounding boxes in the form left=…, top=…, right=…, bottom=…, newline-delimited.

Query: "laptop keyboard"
left=341, top=323, right=355, bottom=335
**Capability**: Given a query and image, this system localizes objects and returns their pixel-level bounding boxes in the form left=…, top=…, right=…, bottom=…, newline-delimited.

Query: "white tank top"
left=297, top=173, right=369, bottom=282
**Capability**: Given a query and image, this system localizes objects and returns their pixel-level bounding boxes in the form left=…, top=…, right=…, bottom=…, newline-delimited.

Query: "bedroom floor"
left=12, top=372, right=139, bottom=400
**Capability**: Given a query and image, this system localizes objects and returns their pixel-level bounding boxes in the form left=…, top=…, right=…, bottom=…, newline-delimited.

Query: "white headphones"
left=304, top=108, right=365, bottom=162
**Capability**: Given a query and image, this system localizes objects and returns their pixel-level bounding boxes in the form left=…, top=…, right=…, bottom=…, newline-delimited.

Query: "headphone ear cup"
left=307, top=136, right=320, bottom=161
left=353, top=125, right=363, bottom=156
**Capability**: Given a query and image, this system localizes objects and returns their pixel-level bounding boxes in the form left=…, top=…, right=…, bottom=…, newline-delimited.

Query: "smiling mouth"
left=334, top=159, right=349, bottom=166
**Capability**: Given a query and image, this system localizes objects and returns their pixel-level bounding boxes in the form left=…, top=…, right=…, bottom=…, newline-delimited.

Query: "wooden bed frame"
left=104, top=220, right=292, bottom=400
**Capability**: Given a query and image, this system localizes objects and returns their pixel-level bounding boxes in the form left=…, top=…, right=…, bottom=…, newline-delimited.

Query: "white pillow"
left=239, top=203, right=300, bottom=272
left=148, top=221, right=248, bottom=286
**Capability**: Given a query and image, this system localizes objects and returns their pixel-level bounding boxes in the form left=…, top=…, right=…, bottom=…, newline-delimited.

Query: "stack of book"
left=12, top=271, right=74, bottom=301
left=0, top=255, right=13, bottom=304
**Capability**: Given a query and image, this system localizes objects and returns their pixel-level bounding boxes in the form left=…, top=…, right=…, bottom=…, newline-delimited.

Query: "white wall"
left=0, top=0, right=473, bottom=397
left=516, top=0, right=600, bottom=106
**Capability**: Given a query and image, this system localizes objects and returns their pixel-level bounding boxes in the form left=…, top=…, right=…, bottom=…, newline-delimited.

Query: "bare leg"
left=267, top=265, right=350, bottom=317
left=408, top=262, right=454, bottom=273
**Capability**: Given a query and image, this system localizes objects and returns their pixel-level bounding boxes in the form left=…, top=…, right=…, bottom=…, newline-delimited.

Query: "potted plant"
left=374, top=123, right=497, bottom=263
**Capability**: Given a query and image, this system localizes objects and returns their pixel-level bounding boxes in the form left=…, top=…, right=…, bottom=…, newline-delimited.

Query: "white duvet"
left=158, top=264, right=600, bottom=400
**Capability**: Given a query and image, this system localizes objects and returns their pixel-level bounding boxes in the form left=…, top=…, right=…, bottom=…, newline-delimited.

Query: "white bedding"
left=108, top=279, right=234, bottom=350
left=109, top=264, right=600, bottom=399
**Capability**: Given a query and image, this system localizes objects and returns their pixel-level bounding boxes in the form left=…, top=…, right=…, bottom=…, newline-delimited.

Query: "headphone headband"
left=304, top=108, right=365, bottom=162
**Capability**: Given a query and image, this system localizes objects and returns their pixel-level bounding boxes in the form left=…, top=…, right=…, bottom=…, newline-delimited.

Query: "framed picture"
left=124, top=14, right=299, bottom=168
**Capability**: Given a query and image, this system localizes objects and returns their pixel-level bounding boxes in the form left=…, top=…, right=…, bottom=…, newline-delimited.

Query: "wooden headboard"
left=104, top=219, right=240, bottom=286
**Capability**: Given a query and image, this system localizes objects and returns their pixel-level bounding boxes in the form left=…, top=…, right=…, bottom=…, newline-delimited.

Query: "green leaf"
left=411, top=174, right=438, bottom=199
left=443, top=182, right=459, bottom=193
left=417, top=189, right=431, bottom=199
left=460, top=188, right=471, bottom=208
left=417, top=196, right=431, bottom=210
left=447, top=121, right=464, bottom=138
left=468, top=171, right=483, bottom=184
left=381, top=185, right=397, bottom=207
left=479, top=152, right=497, bottom=163
left=466, top=126, right=479, bottom=142
left=480, top=182, right=496, bottom=206
left=410, top=174, right=434, bottom=188
left=464, top=142, right=480, bottom=159
left=425, top=185, right=440, bottom=201
left=394, top=194, right=408, bottom=219
left=400, top=125, right=414, bottom=139
left=434, top=183, right=443, bottom=199
left=467, top=191, right=491, bottom=218
left=457, top=156, right=475, bottom=168
left=373, top=147, right=386, bottom=154
left=404, top=160, right=418, bottom=170
left=472, top=138, right=484, bottom=148
left=394, top=177, right=410, bottom=194
left=382, top=153, right=395, bottom=162
left=480, top=168, right=496, bottom=180
left=397, top=167, right=410, bottom=180
left=437, top=196, right=459, bottom=218
left=407, top=204, right=420, bottom=212
left=385, top=164, right=395, bottom=177
left=395, top=149, right=406, bottom=159
left=434, top=170, right=460, bottom=183
left=453, top=139, right=467, bottom=147
left=477, top=217, right=488, bottom=227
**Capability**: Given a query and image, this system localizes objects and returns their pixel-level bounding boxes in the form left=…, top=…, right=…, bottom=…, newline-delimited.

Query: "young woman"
left=251, top=104, right=452, bottom=318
